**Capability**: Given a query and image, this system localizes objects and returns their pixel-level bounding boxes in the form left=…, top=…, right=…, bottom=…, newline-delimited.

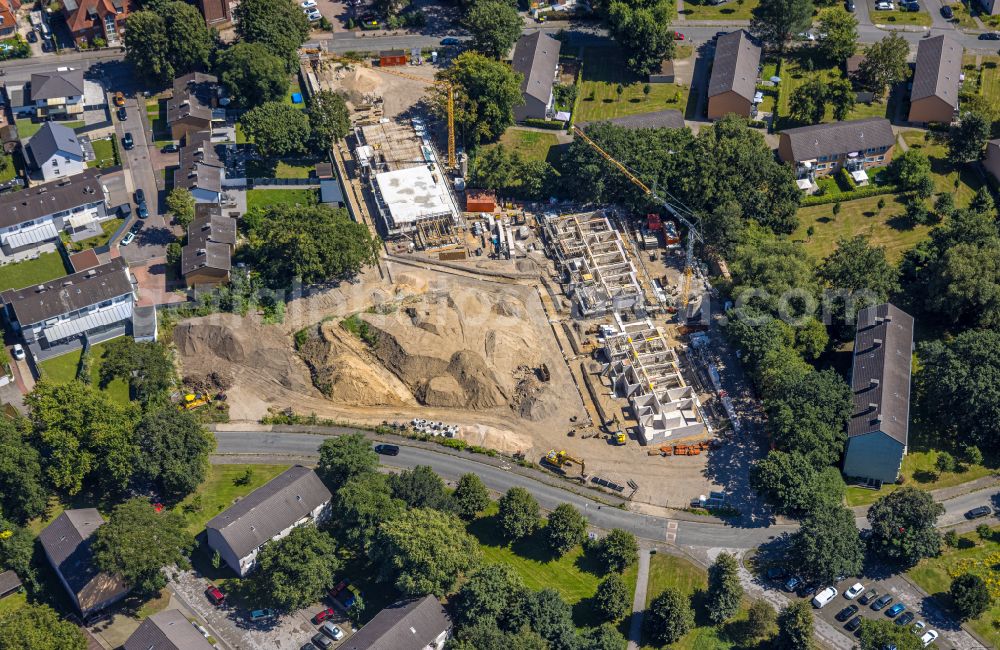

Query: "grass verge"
left=37, top=339, right=131, bottom=405
left=845, top=448, right=995, bottom=506
left=678, top=0, right=758, bottom=20
left=174, top=464, right=291, bottom=535
left=575, top=47, right=689, bottom=123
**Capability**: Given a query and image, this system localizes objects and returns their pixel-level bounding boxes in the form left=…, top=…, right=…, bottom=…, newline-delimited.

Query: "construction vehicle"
left=542, top=449, right=586, bottom=476
left=613, top=431, right=626, bottom=445
left=571, top=126, right=702, bottom=309
left=182, top=393, right=211, bottom=410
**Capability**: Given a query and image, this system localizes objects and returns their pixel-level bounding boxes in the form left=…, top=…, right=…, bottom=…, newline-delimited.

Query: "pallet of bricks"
left=646, top=441, right=711, bottom=457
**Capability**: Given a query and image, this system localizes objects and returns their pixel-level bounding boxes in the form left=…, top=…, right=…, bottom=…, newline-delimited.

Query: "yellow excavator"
left=543, top=450, right=586, bottom=476
left=182, top=393, right=211, bottom=410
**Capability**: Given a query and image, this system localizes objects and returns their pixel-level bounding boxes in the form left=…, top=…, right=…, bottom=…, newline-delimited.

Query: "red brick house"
left=0, top=0, right=20, bottom=38
left=62, top=0, right=134, bottom=46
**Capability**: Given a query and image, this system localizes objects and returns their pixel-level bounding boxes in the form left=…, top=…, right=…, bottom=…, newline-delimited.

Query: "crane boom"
left=571, top=126, right=701, bottom=309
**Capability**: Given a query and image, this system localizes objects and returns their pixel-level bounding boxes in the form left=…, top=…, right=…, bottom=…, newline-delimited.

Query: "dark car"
left=836, top=605, right=859, bottom=622
left=161, top=143, right=179, bottom=153
left=845, top=616, right=863, bottom=632
left=872, top=594, right=894, bottom=611
left=440, top=37, right=460, bottom=45
left=859, top=589, right=878, bottom=605
left=301, top=644, right=319, bottom=650
left=117, top=107, right=127, bottom=121
left=941, top=4, right=953, bottom=17
left=845, top=0, right=855, bottom=10
left=26, top=31, right=37, bottom=43
left=966, top=505, right=992, bottom=519
left=310, top=633, right=333, bottom=649
left=885, top=603, right=906, bottom=618
left=122, top=133, right=134, bottom=150
left=784, top=576, right=802, bottom=592
left=895, top=611, right=915, bottom=627
left=205, top=585, right=225, bottom=606
left=375, top=444, right=400, bottom=456
left=249, top=608, right=276, bottom=623
left=980, top=32, right=1000, bottom=40
left=130, top=220, right=143, bottom=234
left=904, top=1, right=919, bottom=9
left=41, top=39, right=53, bottom=52
left=134, top=188, right=145, bottom=204
left=137, top=203, right=149, bottom=219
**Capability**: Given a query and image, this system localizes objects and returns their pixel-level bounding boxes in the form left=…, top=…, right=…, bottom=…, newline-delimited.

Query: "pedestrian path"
left=627, top=548, right=652, bottom=650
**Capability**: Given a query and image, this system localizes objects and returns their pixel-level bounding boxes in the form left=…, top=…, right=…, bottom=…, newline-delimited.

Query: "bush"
left=976, top=523, right=992, bottom=541
left=944, top=529, right=960, bottom=547
left=800, top=184, right=901, bottom=206
left=522, top=118, right=566, bottom=130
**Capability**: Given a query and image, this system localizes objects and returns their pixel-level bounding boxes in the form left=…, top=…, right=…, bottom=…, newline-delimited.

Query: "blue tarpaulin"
left=291, top=93, right=303, bottom=104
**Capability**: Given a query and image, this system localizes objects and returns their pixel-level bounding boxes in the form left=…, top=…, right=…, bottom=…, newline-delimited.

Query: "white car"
left=300, top=0, right=317, bottom=7
left=120, top=231, right=136, bottom=246
left=920, top=630, right=938, bottom=647
left=875, top=1, right=895, bottom=8
left=306, top=9, right=322, bottom=20
left=911, top=620, right=926, bottom=634
left=844, top=583, right=865, bottom=599
left=11, top=344, right=25, bottom=361
left=811, top=586, right=838, bottom=608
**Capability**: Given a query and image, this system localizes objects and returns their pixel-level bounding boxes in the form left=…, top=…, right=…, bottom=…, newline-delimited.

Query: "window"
left=99, top=300, right=112, bottom=308
left=819, top=156, right=828, bottom=162
left=817, top=163, right=827, bottom=169
left=877, top=155, right=885, bottom=161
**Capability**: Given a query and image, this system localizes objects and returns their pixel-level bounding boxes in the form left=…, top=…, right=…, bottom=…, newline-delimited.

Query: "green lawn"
left=63, top=218, right=123, bottom=252
left=37, top=339, right=131, bottom=405
left=0, top=252, right=71, bottom=292
left=845, top=448, right=996, bottom=506
left=246, top=188, right=319, bottom=211
left=869, top=0, right=933, bottom=25
left=494, top=129, right=563, bottom=164
left=679, top=0, right=758, bottom=20
left=0, top=591, right=26, bottom=616
left=575, top=47, right=689, bottom=123
left=285, top=77, right=305, bottom=108
left=235, top=123, right=248, bottom=145
left=775, top=56, right=891, bottom=127
left=902, top=131, right=984, bottom=206
left=87, top=138, right=117, bottom=169
left=146, top=99, right=170, bottom=142
left=969, top=56, right=1000, bottom=106
left=946, top=1, right=978, bottom=28
left=15, top=119, right=85, bottom=138
left=247, top=158, right=322, bottom=179
left=0, top=151, right=18, bottom=183
left=640, top=553, right=750, bottom=650
left=794, top=193, right=930, bottom=262
left=909, top=526, right=1000, bottom=649
left=174, top=464, right=291, bottom=535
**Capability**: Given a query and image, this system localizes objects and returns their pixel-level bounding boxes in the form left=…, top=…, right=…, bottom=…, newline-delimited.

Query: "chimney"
left=869, top=378, right=880, bottom=388
left=872, top=338, right=883, bottom=348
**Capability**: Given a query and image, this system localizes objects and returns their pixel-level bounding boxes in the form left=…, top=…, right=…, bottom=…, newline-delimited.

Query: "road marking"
left=667, top=520, right=678, bottom=530
left=666, top=519, right=678, bottom=542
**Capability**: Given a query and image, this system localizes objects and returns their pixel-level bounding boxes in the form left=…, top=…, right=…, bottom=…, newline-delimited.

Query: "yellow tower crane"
left=571, top=126, right=702, bottom=308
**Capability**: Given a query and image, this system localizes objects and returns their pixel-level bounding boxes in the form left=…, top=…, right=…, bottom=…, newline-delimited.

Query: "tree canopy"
left=867, top=487, right=943, bottom=566
left=596, top=528, right=639, bottom=572
left=497, top=487, right=539, bottom=541
left=594, top=573, right=631, bottom=622
left=316, top=433, right=379, bottom=491
left=751, top=451, right=846, bottom=516
left=0, top=603, right=86, bottom=650
left=389, top=465, right=449, bottom=510
left=250, top=526, right=340, bottom=612
left=817, top=7, right=859, bottom=62
left=452, top=563, right=529, bottom=630
left=857, top=34, right=909, bottom=100
left=242, top=102, right=311, bottom=158
left=949, top=110, right=991, bottom=164
left=307, top=90, right=351, bottom=153
left=545, top=503, right=587, bottom=556
left=234, top=0, right=310, bottom=71
left=166, top=187, right=196, bottom=229
left=0, top=417, right=47, bottom=524
left=950, top=573, right=991, bottom=621
left=464, top=1, right=522, bottom=59
left=124, top=2, right=213, bottom=85
left=750, top=0, right=814, bottom=50
left=858, top=619, right=921, bottom=650
left=707, top=552, right=743, bottom=624
left=606, top=0, right=675, bottom=76
left=451, top=473, right=490, bottom=519
left=790, top=503, right=864, bottom=583
left=330, top=471, right=404, bottom=548
left=644, top=587, right=694, bottom=646
left=99, top=338, right=175, bottom=404
left=134, top=407, right=214, bottom=503
left=437, top=52, right=524, bottom=144
left=775, top=601, right=814, bottom=649
left=217, top=42, right=290, bottom=108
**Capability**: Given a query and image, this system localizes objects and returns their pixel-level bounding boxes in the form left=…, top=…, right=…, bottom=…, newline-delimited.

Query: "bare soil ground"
left=316, top=59, right=439, bottom=119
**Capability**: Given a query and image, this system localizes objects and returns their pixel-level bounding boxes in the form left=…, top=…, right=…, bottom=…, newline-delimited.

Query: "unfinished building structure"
left=541, top=211, right=644, bottom=318
left=602, top=316, right=704, bottom=445
left=352, top=119, right=461, bottom=246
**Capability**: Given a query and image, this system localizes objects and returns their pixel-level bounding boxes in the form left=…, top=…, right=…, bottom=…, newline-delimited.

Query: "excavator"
left=542, top=450, right=586, bottom=477
left=182, top=393, right=211, bottom=410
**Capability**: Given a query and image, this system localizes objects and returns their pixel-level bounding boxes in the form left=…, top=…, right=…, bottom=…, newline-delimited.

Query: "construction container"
left=466, top=190, right=496, bottom=212
left=378, top=49, right=408, bottom=66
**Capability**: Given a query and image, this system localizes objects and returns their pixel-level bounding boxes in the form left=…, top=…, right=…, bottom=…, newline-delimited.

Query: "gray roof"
left=708, top=30, right=761, bottom=101
left=2, top=257, right=133, bottom=327
left=511, top=32, right=560, bottom=105
left=181, top=241, right=231, bottom=276
left=320, top=179, right=345, bottom=204
left=167, top=73, right=217, bottom=126
left=29, top=69, right=85, bottom=100
left=131, top=305, right=157, bottom=339
left=28, top=121, right=85, bottom=166
left=911, top=35, right=962, bottom=109
left=780, top=118, right=895, bottom=162
left=341, top=596, right=451, bottom=650
left=174, top=131, right=223, bottom=195
left=0, top=570, right=22, bottom=595
left=0, top=167, right=107, bottom=229
left=2, top=83, right=27, bottom=108
left=580, top=109, right=686, bottom=130
left=188, top=214, right=236, bottom=246
left=37, top=509, right=129, bottom=614
left=206, top=466, right=331, bottom=560
left=124, top=610, right=214, bottom=650
left=848, top=303, right=914, bottom=445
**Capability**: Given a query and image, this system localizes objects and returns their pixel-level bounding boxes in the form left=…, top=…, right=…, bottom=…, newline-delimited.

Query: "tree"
left=166, top=187, right=195, bottom=228
left=160, top=1, right=213, bottom=75
left=244, top=204, right=381, bottom=286
left=545, top=503, right=587, bottom=556
left=745, top=599, right=777, bottom=641
left=437, top=52, right=525, bottom=144
left=124, top=1, right=213, bottom=85
left=819, top=235, right=899, bottom=325
left=950, top=573, right=990, bottom=621
left=450, top=621, right=548, bottom=650
left=935, top=451, right=956, bottom=474
left=242, top=102, right=311, bottom=158
left=234, top=0, right=310, bottom=71
left=528, top=588, right=578, bottom=650
left=331, top=472, right=404, bottom=547
left=124, top=12, right=172, bottom=84
left=451, top=473, right=490, bottom=519
left=465, top=0, right=522, bottom=59
left=790, top=504, right=864, bottom=583
left=473, top=144, right=518, bottom=191
left=250, top=526, right=340, bottom=612
left=817, top=7, right=858, bottom=62
left=766, top=368, right=851, bottom=467
left=0, top=515, right=37, bottom=591
left=135, top=407, right=214, bottom=503
left=790, top=78, right=827, bottom=124
left=370, top=508, right=481, bottom=596
left=99, top=338, right=176, bottom=403
left=858, top=619, right=921, bottom=650
left=217, top=42, right=290, bottom=108
left=372, top=0, right=409, bottom=17
left=707, top=552, right=743, bottom=624
left=867, top=487, right=944, bottom=566
left=962, top=444, right=984, bottom=467
left=826, top=77, right=856, bottom=121
left=775, top=601, right=813, bottom=649
left=645, top=587, right=694, bottom=646
left=594, top=573, right=631, bottom=622
left=607, top=0, right=675, bottom=76
left=596, top=528, right=639, bottom=572
left=0, top=418, right=47, bottom=523
left=497, top=487, right=539, bottom=541
left=26, top=381, right=139, bottom=496
left=306, top=90, right=350, bottom=153
left=970, top=185, right=996, bottom=216
left=750, top=0, right=814, bottom=50
left=581, top=624, right=628, bottom=650
left=0, top=603, right=86, bottom=650
left=452, top=563, right=529, bottom=630
left=886, top=149, right=931, bottom=190
left=857, top=34, right=909, bottom=100
left=949, top=110, right=991, bottom=164
left=751, top=451, right=845, bottom=516
left=389, top=465, right=448, bottom=510
left=92, top=498, right=192, bottom=594
left=316, top=433, right=379, bottom=491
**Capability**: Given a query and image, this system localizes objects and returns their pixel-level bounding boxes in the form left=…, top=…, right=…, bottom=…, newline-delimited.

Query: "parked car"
left=784, top=576, right=802, bottom=592
left=911, top=621, right=926, bottom=634
left=886, top=603, right=906, bottom=618
left=902, top=1, right=919, bottom=10
left=941, top=4, right=953, bottom=17
left=844, top=583, right=865, bottom=599
left=845, top=616, right=863, bottom=632
left=673, top=31, right=685, bottom=40
left=896, top=612, right=915, bottom=627
left=859, top=589, right=879, bottom=605
left=375, top=444, right=400, bottom=456
left=920, top=630, right=939, bottom=647
left=130, top=220, right=143, bottom=234
left=874, top=1, right=894, bottom=8
left=301, top=644, right=319, bottom=650
left=120, top=231, right=135, bottom=246
left=835, top=605, right=859, bottom=622
left=162, top=143, right=179, bottom=153
left=313, top=608, right=336, bottom=624
left=301, top=0, right=317, bottom=7
left=41, top=39, right=53, bottom=52
left=122, top=133, right=134, bottom=150
left=250, top=608, right=276, bottom=623
left=966, top=505, right=992, bottom=519
left=979, top=32, right=1000, bottom=40
left=845, top=0, right=855, bottom=10
left=329, top=580, right=349, bottom=598
left=872, top=594, right=894, bottom=611
left=26, top=31, right=37, bottom=43
left=311, top=633, right=333, bottom=649
left=812, top=586, right=838, bottom=608
left=137, top=203, right=149, bottom=219
left=320, top=623, right=344, bottom=640
left=306, top=10, right=322, bottom=20
left=113, top=91, right=126, bottom=107
left=117, top=107, right=127, bottom=121
left=441, top=37, right=460, bottom=46
left=205, top=585, right=225, bottom=606
left=12, top=344, right=25, bottom=361
left=134, top=188, right=145, bottom=204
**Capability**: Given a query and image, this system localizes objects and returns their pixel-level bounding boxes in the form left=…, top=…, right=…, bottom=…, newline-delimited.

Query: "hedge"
left=800, top=183, right=901, bottom=206
left=523, top=118, right=567, bottom=130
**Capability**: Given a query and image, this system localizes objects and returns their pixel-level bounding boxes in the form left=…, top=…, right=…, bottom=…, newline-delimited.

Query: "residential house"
left=1, top=258, right=136, bottom=350
left=908, top=35, right=962, bottom=124
left=181, top=204, right=236, bottom=287
left=206, top=465, right=332, bottom=577
left=7, top=69, right=85, bottom=120
left=166, top=73, right=218, bottom=141
left=341, top=595, right=452, bottom=650
left=37, top=509, right=130, bottom=618
left=982, top=138, right=1000, bottom=183
left=196, top=0, right=234, bottom=27
left=0, top=571, right=22, bottom=600
left=511, top=32, right=560, bottom=122
left=173, top=131, right=223, bottom=204
left=26, top=121, right=87, bottom=181
left=0, top=0, right=17, bottom=38
left=124, top=610, right=214, bottom=650
left=0, top=168, right=113, bottom=257
left=843, top=303, right=915, bottom=485
left=980, top=0, right=1000, bottom=15
left=62, top=0, right=133, bottom=46
left=707, top=30, right=761, bottom=120
left=777, top=118, right=895, bottom=186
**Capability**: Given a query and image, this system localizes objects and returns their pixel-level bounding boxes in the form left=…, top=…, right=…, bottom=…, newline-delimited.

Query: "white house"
left=5, top=69, right=85, bottom=120
left=27, top=122, right=87, bottom=181
left=206, top=466, right=332, bottom=577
